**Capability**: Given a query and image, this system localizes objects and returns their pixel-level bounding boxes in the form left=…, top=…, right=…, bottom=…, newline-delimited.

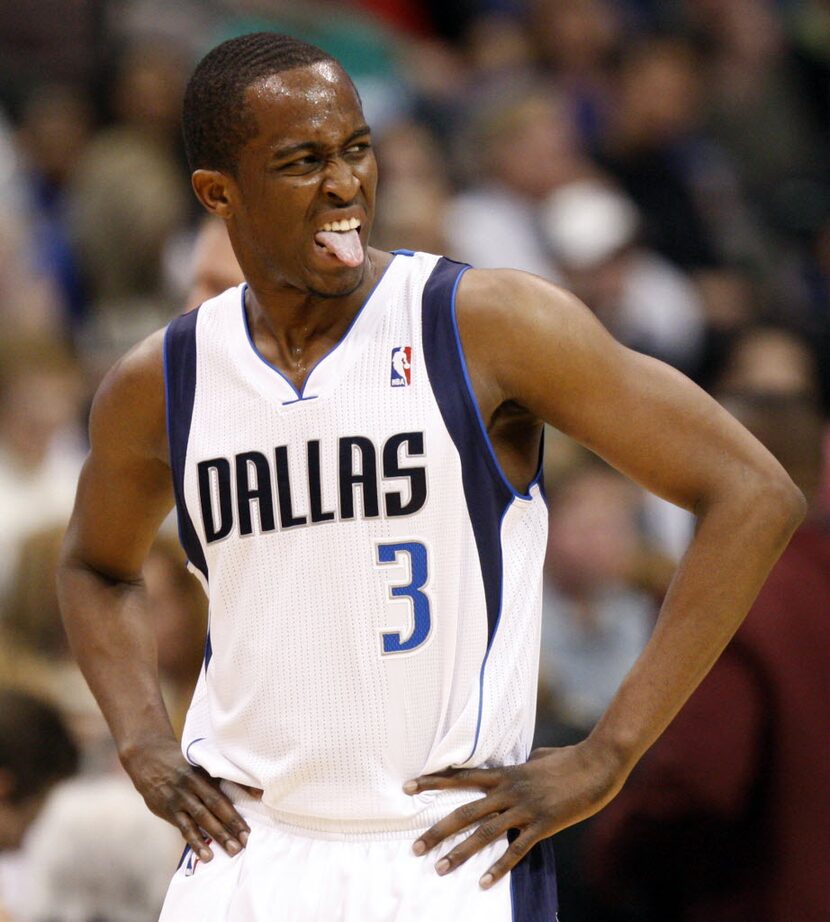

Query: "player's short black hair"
left=183, top=32, right=339, bottom=175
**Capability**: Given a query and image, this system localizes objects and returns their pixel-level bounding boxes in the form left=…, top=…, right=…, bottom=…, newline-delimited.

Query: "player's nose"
left=322, top=158, right=360, bottom=203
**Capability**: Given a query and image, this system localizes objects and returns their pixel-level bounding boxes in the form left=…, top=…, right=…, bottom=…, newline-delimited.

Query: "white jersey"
left=164, top=251, right=548, bottom=833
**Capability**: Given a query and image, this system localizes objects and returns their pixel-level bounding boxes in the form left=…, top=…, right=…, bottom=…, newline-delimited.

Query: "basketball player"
left=57, top=33, right=805, bottom=921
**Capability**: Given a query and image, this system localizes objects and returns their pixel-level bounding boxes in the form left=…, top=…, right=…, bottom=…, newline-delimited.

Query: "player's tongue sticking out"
left=314, top=228, right=364, bottom=268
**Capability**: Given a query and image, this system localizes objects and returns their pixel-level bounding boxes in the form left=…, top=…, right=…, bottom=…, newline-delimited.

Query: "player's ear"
left=192, top=169, right=236, bottom=219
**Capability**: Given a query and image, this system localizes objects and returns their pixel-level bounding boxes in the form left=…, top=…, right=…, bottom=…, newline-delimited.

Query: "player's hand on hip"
left=404, top=741, right=624, bottom=888
left=121, top=737, right=250, bottom=863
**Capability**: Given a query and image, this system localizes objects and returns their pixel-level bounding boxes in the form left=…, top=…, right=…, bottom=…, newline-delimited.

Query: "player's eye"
left=273, top=155, right=321, bottom=175
left=291, top=155, right=319, bottom=167
left=344, top=142, right=371, bottom=156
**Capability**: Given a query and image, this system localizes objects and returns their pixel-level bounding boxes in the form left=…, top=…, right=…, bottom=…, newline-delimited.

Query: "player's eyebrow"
left=270, top=126, right=371, bottom=161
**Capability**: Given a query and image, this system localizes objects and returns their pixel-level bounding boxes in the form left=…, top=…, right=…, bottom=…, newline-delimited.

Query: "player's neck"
left=242, top=247, right=391, bottom=385
left=246, top=248, right=389, bottom=337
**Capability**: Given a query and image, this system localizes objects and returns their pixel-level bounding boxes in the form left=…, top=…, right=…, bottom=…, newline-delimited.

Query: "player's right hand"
left=121, top=737, right=250, bottom=862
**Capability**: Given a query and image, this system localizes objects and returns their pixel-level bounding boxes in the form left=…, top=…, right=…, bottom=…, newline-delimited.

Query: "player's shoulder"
left=89, top=324, right=170, bottom=463
left=453, top=265, right=589, bottom=351
left=97, top=325, right=167, bottom=402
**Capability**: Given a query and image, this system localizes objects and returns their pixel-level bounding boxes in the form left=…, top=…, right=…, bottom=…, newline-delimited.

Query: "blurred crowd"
left=0, top=1, right=828, bottom=919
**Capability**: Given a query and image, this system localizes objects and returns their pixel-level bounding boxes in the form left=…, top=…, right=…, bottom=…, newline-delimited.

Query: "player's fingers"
left=411, top=796, right=508, bottom=855
left=479, top=830, right=540, bottom=889
left=175, top=789, right=244, bottom=856
left=404, top=766, right=504, bottom=795
left=187, top=771, right=251, bottom=844
left=173, top=810, right=214, bottom=863
left=433, top=810, right=521, bottom=875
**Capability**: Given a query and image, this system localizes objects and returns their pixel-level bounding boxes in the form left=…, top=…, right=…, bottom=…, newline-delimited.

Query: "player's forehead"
left=243, top=61, right=366, bottom=151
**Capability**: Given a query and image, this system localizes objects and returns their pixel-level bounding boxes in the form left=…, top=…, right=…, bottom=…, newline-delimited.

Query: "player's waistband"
left=221, top=780, right=483, bottom=842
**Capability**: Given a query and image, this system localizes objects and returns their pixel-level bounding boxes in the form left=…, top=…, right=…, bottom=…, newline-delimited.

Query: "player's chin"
left=306, top=263, right=365, bottom=299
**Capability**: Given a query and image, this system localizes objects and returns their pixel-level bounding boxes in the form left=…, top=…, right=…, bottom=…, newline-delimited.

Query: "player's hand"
left=121, top=737, right=250, bottom=862
left=404, top=740, right=627, bottom=888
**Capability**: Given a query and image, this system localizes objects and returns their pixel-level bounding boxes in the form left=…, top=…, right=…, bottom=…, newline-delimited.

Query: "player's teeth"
left=319, top=218, right=361, bottom=233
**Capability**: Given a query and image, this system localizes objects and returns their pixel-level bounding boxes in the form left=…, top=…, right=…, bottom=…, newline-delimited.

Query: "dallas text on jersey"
left=197, top=431, right=428, bottom=541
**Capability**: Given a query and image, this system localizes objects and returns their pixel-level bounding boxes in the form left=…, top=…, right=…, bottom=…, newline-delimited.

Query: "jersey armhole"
left=163, top=308, right=209, bottom=583
left=449, top=270, right=540, bottom=502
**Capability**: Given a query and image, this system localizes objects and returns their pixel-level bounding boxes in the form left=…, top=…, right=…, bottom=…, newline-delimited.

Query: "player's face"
left=228, top=62, right=377, bottom=298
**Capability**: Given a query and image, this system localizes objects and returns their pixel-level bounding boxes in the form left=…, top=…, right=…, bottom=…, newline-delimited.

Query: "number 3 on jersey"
left=376, top=542, right=432, bottom=654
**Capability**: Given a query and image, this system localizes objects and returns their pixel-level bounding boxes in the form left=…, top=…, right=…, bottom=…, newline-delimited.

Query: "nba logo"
left=390, top=347, right=412, bottom=387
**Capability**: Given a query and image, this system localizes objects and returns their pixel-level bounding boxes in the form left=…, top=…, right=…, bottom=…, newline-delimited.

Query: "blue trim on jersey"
left=163, top=310, right=209, bottom=583
left=449, top=286, right=535, bottom=502
left=466, top=500, right=511, bottom=760
left=185, top=737, right=206, bottom=766
left=239, top=255, right=399, bottom=400
left=531, top=431, right=547, bottom=504
left=176, top=844, right=191, bottom=871
left=176, top=845, right=192, bottom=871
left=420, top=256, right=513, bottom=648
left=509, top=830, right=559, bottom=920
left=391, top=248, right=415, bottom=256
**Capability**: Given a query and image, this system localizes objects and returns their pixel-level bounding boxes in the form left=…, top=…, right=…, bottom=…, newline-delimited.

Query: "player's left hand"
left=404, top=740, right=627, bottom=888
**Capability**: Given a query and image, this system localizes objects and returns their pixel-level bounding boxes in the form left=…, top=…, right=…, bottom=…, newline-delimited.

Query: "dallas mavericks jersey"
left=164, top=251, right=548, bottom=830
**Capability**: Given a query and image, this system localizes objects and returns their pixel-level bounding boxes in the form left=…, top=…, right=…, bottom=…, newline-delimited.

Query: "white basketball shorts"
left=158, top=785, right=558, bottom=921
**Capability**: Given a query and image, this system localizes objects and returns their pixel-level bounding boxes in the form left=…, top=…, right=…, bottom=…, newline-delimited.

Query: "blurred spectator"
left=0, top=340, right=85, bottom=592
left=23, top=775, right=180, bottom=922
left=15, top=84, right=94, bottom=331
left=1, top=526, right=206, bottom=762
left=715, top=325, right=821, bottom=400
left=183, top=217, right=244, bottom=313
left=537, top=461, right=659, bottom=736
left=462, top=12, right=536, bottom=85
left=585, top=390, right=830, bottom=922
left=0, top=106, right=65, bottom=341
left=143, top=534, right=208, bottom=737
left=794, top=214, right=830, bottom=412
left=789, top=0, right=830, bottom=142
left=0, top=689, right=78, bottom=921
left=697, top=0, right=826, bottom=237
left=536, top=456, right=670, bottom=921
left=0, top=0, right=101, bottom=111
left=530, top=0, right=623, bottom=150
left=211, top=1, right=408, bottom=130
left=1, top=526, right=111, bottom=773
left=600, top=37, right=761, bottom=270
left=692, top=267, right=762, bottom=390
left=540, top=178, right=706, bottom=374
left=0, top=216, right=64, bottom=342
left=67, top=40, right=190, bottom=358
left=711, top=323, right=830, bottom=515
left=0, top=689, right=78, bottom=851
left=444, top=80, right=597, bottom=277
left=372, top=119, right=452, bottom=256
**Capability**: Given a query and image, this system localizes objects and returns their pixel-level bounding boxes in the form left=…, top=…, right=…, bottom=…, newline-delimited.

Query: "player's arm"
left=57, top=331, right=249, bottom=861
left=405, top=268, right=805, bottom=885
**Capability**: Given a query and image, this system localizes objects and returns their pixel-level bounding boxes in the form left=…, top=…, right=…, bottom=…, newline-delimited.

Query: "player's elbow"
left=739, top=463, right=807, bottom=536
left=773, top=473, right=808, bottom=529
